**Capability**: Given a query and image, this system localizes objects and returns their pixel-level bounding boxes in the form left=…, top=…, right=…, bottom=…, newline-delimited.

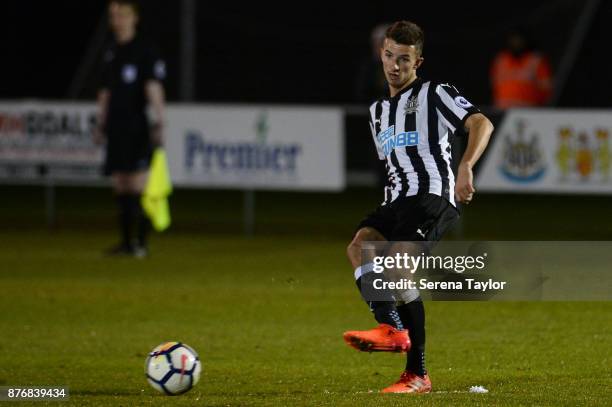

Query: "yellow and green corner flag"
left=141, top=148, right=172, bottom=232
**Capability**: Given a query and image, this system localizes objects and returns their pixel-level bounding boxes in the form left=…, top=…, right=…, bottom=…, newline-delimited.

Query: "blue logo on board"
left=184, top=113, right=302, bottom=174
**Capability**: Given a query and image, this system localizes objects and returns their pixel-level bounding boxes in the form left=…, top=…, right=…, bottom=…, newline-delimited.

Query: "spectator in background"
left=490, top=28, right=552, bottom=108
left=94, top=0, right=166, bottom=257
left=354, top=23, right=391, bottom=103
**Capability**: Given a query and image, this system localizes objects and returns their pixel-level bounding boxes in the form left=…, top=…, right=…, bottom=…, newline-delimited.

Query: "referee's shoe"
left=104, top=242, right=148, bottom=259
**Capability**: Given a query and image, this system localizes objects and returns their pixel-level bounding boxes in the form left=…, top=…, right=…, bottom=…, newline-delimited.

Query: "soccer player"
left=343, top=21, right=494, bottom=393
left=94, top=0, right=166, bottom=257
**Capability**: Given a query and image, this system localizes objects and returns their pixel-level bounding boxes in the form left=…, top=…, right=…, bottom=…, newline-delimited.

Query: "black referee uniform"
left=101, top=36, right=166, bottom=175
left=99, top=35, right=165, bottom=254
left=357, top=77, right=479, bottom=241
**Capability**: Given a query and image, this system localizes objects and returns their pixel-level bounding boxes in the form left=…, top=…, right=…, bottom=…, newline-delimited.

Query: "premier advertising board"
left=0, top=102, right=344, bottom=191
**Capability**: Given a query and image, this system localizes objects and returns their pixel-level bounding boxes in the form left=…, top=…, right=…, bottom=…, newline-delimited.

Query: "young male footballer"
left=343, top=21, right=493, bottom=393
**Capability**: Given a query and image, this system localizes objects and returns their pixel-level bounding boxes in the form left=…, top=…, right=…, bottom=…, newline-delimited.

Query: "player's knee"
left=346, top=239, right=359, bottom=261
left=356, top=227, right=385, bottom=243
left=346, top=237, right=360, bottom=263
left=347, top=228, right=383, bottom=261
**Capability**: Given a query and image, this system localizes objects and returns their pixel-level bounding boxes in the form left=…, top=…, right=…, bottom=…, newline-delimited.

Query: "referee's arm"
left=456, top=113, right=494, bottom=204
left=94, top=88, right=110, bottom=145
left=145, top=80, right=166, bottom=146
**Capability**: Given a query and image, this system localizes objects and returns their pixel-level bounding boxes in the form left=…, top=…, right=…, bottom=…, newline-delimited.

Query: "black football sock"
left=370, top=299, right=404, bottom=329
left=125, top=194, right=143, bottom=246
left=355, top=266, right=404, bottom=329
left=397, top=299, right=426, bottom=377
left=117, top=194, right=132, bottom=247
left=136, top=196, right=151, bottom=248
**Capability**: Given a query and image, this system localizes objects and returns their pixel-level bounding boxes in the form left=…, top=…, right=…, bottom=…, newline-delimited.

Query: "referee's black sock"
left=124, top=193, right=144, bottom=247
left=397, top=299, right=427, bottom=377
left=134, top=194, right=150, bottom=248
left=117, top=194, right=133, bottom=247
left=356, top=268, right=403, bottom=330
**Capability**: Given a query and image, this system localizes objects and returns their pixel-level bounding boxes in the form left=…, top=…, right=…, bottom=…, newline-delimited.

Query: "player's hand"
left=455, top=163, right=475, bottom=204
left=93, top=124, right=106, bottom=145
left=150, top=122, right=164, bottom=147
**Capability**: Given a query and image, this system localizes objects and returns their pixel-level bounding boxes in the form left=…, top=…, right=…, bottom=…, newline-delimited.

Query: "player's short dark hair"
left=385, top=21, right=424, bottom=55
left=109, top=0, right=140, bottom=15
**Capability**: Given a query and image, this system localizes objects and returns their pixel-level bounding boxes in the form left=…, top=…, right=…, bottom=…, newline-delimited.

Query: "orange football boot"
left=343, top=323, right=410, bottom=353
left=381, top=371, right=432, bottom=393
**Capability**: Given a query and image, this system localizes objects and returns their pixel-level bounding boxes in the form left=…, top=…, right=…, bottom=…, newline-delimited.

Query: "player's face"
left=109, top=3, right=138, bottom=38
left=381, top=38, right=423, bottom=91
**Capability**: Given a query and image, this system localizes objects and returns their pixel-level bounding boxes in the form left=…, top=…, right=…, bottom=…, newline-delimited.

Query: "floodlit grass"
left=0, top=186, right=610, bottom=405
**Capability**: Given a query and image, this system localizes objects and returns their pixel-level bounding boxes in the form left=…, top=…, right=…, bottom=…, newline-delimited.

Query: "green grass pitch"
left=0, top=186, right=610, bottom=406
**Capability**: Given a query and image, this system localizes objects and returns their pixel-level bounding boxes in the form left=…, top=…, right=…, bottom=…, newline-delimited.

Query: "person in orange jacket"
left=490, top=29, right=552, bottom=108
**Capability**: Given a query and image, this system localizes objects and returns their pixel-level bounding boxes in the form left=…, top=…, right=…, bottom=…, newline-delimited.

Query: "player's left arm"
left=145, top=80, right=166, bottom=147
left=456, top=113, right=494, bottom=204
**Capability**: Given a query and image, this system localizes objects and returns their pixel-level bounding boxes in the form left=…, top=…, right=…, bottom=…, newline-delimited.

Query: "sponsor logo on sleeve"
left=454, top=96, right=473, bottom=109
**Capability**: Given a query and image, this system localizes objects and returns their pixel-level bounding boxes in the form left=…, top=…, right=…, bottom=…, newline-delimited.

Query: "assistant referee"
left=94, top=0, right=166, bottom=257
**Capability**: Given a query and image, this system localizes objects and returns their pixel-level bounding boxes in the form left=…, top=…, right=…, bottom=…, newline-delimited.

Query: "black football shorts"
left=103, top=117, right=152, bottom=176
left=356, top=193, right=459, bottom=242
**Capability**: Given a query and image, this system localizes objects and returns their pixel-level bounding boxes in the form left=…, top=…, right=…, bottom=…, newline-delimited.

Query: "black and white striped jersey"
left=368, top=78, right=479, bottom=207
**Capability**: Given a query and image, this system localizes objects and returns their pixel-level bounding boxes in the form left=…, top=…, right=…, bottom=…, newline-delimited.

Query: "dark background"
left=2, top=0, right=610, bottom=107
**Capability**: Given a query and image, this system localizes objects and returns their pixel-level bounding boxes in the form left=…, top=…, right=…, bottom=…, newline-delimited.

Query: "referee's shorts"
left=355, top=193, right=459, bottom=243
left=103, top=118, right=152, bottom=176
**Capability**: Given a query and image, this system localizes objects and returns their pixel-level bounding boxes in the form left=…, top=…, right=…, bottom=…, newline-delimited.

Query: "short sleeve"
left=369, top=102, right=385, bottom=160
left=434, top=83, right=479, bottom=133
left=143, top=46, right=167, bottom=83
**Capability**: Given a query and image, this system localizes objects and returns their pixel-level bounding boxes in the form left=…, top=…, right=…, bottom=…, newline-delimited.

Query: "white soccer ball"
left=145, top=341, right=201, bottom=395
